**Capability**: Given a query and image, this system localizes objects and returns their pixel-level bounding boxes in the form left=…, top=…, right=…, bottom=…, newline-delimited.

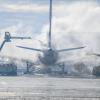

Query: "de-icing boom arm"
left=0, top=40, right=6, bottom=51
left=0, top=32, right=31, bottom=51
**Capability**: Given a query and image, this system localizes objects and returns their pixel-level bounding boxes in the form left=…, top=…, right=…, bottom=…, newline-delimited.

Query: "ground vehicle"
left=92, top=66, right=100, bottom=76
left=0, top=62, right=17, bottom=76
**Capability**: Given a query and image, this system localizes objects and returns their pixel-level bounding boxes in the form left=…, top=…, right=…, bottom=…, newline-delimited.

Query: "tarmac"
left=0, top=76, right=99, bottom=100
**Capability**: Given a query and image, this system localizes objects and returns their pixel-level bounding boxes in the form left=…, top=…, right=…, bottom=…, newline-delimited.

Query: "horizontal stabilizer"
left=87, top=53, right=100, bottom=57
left=92, top=53, right=100, bottom=57
left=56, top=46, right=85, bottom=52
left=16, top=46, right=43, bottom=52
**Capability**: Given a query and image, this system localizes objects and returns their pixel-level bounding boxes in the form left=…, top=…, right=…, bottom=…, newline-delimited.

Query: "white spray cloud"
left=0, top=0, right=100, bottom=64
left=0, top=23, right=41, bottom=61
left=41, top=0, right=100, bottom=61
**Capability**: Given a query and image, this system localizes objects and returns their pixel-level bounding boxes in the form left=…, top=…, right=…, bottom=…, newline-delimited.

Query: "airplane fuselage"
left=39, top=49, right=58, bottom=65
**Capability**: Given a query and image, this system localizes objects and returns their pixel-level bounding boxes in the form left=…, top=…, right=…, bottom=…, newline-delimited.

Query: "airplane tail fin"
left=48, top=0, right=52, bottom=49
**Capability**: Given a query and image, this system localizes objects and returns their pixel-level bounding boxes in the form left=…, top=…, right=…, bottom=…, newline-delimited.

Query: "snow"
left=0, top=76, right=99, bottom=99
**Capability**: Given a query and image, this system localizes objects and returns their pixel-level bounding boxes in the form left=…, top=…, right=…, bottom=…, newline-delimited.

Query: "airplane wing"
left=16, top=46, right=43, bottom=52
left=11, top=37, right=31, bottom=39
left=0, top=40, right=6, bottom=51
left=56, top=46, right=85, bottom=52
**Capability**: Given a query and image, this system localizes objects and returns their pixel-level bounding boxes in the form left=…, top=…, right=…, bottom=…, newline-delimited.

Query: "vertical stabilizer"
left=48, top=0, right=52, bottom=49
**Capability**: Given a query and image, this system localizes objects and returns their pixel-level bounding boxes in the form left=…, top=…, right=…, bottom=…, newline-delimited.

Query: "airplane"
left=0, top=32, right=31, bottom=51
left=16, top=0, right=85, bottom=66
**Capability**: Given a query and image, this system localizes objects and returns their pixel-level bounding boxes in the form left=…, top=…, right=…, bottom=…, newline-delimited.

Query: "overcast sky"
left=0, top=0, right=100, bottom=61
left=0, top=0, right=99, bottom=34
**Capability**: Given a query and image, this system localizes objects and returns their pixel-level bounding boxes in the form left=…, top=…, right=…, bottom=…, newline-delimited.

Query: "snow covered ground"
left=0, top=76, right=99, bottom=100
